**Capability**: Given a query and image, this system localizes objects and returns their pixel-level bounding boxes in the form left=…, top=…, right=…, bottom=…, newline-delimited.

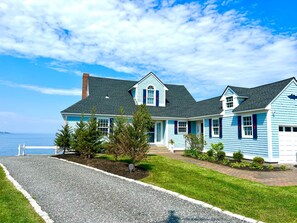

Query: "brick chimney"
left=82, top=73, right=89, bottom=99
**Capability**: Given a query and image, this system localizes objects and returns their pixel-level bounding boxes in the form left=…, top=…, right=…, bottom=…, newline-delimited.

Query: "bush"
left=184, top=134, right=206, bottom=156
left=197, top=153, right=209, bottom=161
left=280, top=165, right=287, bottom=171
left=210, top=142, right=224, bottom=160
left=222, top=159, right=230, bottom=165
left=233, top=151, right=243, bottom=162
left=250, top=162, right=264, bottom=170
left=230, top=161, right=250, bottom=169
left=206, top=149, right=214, bottom=157
left=184, top=148, right=199, bottom=158
left=217, top=150, right=226, bottom=161
left=267, top=164, right=274, bottom=170
left=253, top=157, right=265, bottom=165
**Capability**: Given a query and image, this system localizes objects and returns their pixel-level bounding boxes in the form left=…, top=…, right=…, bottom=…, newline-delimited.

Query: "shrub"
left=206, top=149, right=214, bottom=157
left=280, top=165, right=287, bottom=171
left=197, top=153, right=209, bottom=161
left=233, top=151, right=243, bottom=162
left=253, top=157, right=265, bottom=165
left=54, top=123, right=72, bottom=154
left=267, top=164, right=274, bottom=170
left=217, top=150, right=226, bottom=161
left=222, top=159, right=230, bottom=165
left=230, top=161, right=250, bottom=169
left=184, top=133, right=206, bottom=156
left=250, top=162, right=264, bottom=170
left=210, top=142, right=224, bottom=160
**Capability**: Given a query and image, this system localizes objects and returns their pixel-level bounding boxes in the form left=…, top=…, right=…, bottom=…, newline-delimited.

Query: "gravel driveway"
left=0, top=156, right=248, bottom=223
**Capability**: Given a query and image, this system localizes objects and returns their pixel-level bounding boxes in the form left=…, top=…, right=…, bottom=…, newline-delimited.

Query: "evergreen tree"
left=85, top=111, right=102, bottom=158
left=71, top=116, right=87, bottom=157
left=54, top=123, right=72, bottom=154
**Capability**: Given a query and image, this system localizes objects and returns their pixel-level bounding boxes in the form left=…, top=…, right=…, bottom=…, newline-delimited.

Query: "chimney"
left=82, top=73, right=89, bottom=99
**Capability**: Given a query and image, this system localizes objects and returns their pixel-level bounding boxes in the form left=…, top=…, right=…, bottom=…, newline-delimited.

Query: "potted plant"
left=168, top=139, right=175, bottom=152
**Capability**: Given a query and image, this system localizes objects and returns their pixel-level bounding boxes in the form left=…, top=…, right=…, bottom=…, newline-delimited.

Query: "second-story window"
left=147, top=85, right=155, bottom=105
left=226, top=96, right=233, bottom=108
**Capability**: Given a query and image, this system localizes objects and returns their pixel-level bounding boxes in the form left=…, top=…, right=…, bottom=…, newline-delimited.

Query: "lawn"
left=139, top=155, right=297, bottom=223
left=96, top=154, right=296, bottom=223
left=0, top=165, right=44, bottom=223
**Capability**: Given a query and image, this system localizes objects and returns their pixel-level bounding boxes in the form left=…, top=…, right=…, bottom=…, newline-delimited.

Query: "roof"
left=191, top=96, right=223, bottom=117
left=61, top=76, right=197, bottom=118
left=129, top=72, right=168, bottom=91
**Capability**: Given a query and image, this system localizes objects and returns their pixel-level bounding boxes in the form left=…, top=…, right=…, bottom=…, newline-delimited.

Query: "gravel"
left=0, top=156, right=248, bottom=223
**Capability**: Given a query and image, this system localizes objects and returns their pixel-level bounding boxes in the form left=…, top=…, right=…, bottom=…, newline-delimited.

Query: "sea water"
left=0, top=133, right=56, bottom=156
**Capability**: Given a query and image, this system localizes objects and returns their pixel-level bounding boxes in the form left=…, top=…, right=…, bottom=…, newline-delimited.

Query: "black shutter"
left=109, top=118, right=114, bottom=133
left=219, top=117, right=223, bottom=138
left=174, top=121, right=178, bottom=135
left=188, top=121, right=191, bottom=134
left=143, top=89, right=146, bottom=105
left=156, top=90, right=159, bottom=107
left=209, top=119, right=212, bottom=138
left=201, top=122, right=204, bottom=134
left=238, top=116, right=242, bottom=139
left=253, top=114, right=258, bottom=139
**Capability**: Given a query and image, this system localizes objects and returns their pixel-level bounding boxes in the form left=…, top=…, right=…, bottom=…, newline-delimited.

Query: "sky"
left=0, top=0, right=297, bottom=133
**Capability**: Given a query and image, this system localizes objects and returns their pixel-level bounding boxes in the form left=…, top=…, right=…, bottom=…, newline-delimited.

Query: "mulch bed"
left=54, top=154, right=149, bottom=180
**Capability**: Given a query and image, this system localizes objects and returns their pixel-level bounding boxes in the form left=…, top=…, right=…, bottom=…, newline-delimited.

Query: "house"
left=61, top=72, right=297, bottom=163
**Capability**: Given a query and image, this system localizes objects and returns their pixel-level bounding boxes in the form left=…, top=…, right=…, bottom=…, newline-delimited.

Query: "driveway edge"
left=0, top=163, right=54, bottom=223
left=51, top=157, right=265, bottom=223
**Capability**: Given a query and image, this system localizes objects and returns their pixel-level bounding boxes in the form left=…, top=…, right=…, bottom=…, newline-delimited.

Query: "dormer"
left=129, top=72, right=168, bottom=107
left=220, top=86, right=248, bottom=110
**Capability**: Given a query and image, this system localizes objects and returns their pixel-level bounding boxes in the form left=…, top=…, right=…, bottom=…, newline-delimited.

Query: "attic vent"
left=105, top=95, right=109, bottom=99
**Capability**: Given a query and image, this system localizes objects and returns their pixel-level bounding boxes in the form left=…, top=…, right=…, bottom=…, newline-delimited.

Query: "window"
left=147, top=85, right=155, bottom=105
left=98, top=119, right=109, bottom=135
left=226, top=96, right=233, bottom=108
left=212, top=119, right=219, bottom=137
left=178, top=121, right=187, bottom=134
left=242, top=116, right=253, bottom=137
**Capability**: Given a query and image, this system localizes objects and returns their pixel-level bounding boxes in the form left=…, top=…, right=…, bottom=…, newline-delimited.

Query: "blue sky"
left=0, top=0, right=297, bottom=133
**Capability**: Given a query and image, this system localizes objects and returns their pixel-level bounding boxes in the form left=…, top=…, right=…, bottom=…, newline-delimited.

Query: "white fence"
left=18, top=144, right=59, bottom=156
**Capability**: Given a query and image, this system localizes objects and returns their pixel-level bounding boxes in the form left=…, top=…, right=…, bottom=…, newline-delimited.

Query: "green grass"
left=98, top=154, right=297, bottom=223
left=0, top=166, right=44, bottom=223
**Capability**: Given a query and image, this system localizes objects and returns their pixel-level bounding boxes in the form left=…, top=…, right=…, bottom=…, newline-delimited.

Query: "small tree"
left=54, top=123, right=72, bottom=154
left=71, top=116, right=88, bottom=157
left=118, top=105, right=154, bottom=164
left=210, top=142, right=224, bottom=160
left=184, top=133, right=205, bottom=157
left=108, top=107, right=127, bottom=160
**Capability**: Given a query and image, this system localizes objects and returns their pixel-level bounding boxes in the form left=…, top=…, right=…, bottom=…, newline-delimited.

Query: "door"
left=155, top=121, right=162, bottom=143
left=279, top=126, right=297, bottom=163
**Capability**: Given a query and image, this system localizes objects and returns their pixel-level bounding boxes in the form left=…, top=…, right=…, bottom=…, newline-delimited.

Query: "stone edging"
left=51, top=157, right=265, bottom=223
left=0, top=163, right=54, bottom=223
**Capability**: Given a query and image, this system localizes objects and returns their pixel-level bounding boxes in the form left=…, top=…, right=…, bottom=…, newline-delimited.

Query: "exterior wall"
left=131, top=88, right=136, bottom=98
left=271, top=81, right=297, bottom=159
left=204, top=113, right=269, bottom=159
left=225, top=89, right=234, bottom=96
left=136, top=75, right=166, bottom=107
left=167, top=120, right=186, bottom=149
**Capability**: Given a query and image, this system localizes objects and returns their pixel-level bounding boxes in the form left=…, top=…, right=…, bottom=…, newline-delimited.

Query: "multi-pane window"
left=98, top=119, right=109, bottom=136
left=212, top=119, right=219, bottom=137
left=147, top=85, right=155, bottom=105
left=242, top=116, right=253, bottom=137
left=226, top=96, right=233, bottom=108
left=178, top=121, right=187, bottom=134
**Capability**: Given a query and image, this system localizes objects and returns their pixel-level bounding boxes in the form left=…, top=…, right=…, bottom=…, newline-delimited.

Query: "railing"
left=17, top=144, right=59, bottom=156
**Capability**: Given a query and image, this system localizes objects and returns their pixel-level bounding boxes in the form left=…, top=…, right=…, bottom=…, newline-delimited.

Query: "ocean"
left=0, top=133, right=56, bottom=156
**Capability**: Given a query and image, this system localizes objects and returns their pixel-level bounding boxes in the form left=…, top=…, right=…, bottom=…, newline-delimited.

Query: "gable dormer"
left=129, top=72, right=168, bottom=107
left=220, top=86, right=248, bottom=111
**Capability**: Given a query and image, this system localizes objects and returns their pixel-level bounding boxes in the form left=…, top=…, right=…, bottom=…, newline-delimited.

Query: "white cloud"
left=0, top=80, right=81, bottom=96
left=0, top=0, right=297, bottom=99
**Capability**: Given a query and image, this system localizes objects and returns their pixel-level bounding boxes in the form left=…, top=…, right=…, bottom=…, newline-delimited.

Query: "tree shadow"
left=137, top=163, right=154, bottom=171
left=154, top=210, right=218, bottom=223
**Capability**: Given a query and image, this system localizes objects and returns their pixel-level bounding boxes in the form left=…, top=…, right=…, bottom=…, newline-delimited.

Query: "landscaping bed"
left=55, top=154, right=149, bottom=180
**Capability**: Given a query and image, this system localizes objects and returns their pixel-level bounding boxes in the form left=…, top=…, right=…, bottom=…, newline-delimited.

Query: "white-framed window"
left=178, top=121, right=187, bottom=134
left=98, top=119, right=109, bottom=136
left=226, top=96, right=233, bottom=108
left=212, top=119, right=219, bottom=137
left=147, top=85, right=155, bottom=105
left=242, top=116, right=253, bottom=138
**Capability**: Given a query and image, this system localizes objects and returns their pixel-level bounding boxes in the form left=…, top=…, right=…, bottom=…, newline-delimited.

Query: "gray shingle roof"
left=61, top=76, right=197, bottom=118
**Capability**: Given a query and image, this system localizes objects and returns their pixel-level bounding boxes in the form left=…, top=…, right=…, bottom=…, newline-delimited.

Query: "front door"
left=155, top=121, right=162, bottom=143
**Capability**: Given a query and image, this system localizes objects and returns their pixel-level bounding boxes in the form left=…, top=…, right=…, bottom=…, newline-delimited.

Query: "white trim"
left=212, top=118, right=220, bottom=137
left=234, top=108, right=267, bottom=115
left=267, top=109, right=273, bottom=162
left=52, top=157, right=262, bottom=223
left=146, top=84, right=156, bottom=106
left=155, top=121, right=163, bottom=144
left=0, top=163, right=53, bottom=223
left=165, top=120, right=169, bottom=147
left=242, top=115, right=253, bottom=138
left=177, top=120, right=188, bottom=135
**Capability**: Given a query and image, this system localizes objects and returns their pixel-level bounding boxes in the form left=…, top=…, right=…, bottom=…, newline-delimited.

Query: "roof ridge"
left=250, top=77, right=295, bottom=90
left=196, top=96, right=221, bottom=103
left=89, top=75, right=137, bottom=83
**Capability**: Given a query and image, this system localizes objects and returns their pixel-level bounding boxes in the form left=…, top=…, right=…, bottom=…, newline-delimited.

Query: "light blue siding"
left=225, top=89, right=234, bottom=96
left=137, top=75, right=165, bottom=106
left=271, top=81, right=297, bottom=158
left=131, top=88, right=136, bottom=98
left=204, top=113, right=269, bottom=158
left=67, top=115, right=110, bottom=130
left=167, top=120, right=186, bottom=148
